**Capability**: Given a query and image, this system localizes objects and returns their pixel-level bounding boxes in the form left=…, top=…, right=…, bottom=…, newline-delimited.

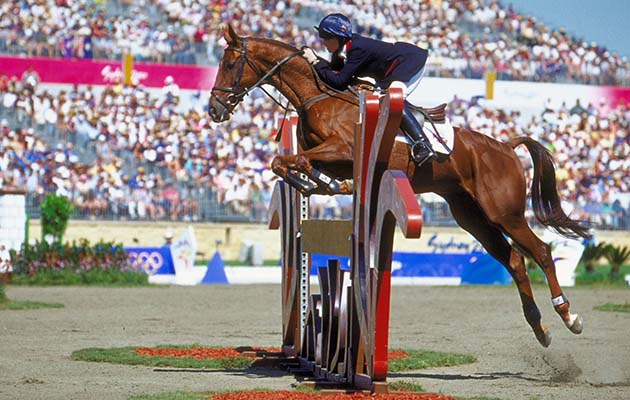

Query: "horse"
left=209, top=25, right=590, bottom=348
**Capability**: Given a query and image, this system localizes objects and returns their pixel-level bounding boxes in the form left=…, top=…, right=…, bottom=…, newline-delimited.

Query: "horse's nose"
left=208, top=103, right=220, bottom=122
left=208, top=96, right=216, bottom=119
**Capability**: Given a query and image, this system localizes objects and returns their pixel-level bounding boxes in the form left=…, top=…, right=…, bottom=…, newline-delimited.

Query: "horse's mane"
left=247, top=36, right=300, bottom=53
left=244, top=35, right=360, bottom=105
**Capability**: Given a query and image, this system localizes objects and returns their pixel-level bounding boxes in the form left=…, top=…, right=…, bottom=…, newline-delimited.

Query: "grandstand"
left=0, top=0, right=629, bottom=230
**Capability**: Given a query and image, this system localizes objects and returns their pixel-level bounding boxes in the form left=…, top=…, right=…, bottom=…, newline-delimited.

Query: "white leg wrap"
left=564, top=313, right=578, bottom=329
left=552, top=294, right=567, bottom=307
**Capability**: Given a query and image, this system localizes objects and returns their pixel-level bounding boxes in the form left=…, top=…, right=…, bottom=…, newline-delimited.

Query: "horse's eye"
left=226, top=61, right=235, bottom=69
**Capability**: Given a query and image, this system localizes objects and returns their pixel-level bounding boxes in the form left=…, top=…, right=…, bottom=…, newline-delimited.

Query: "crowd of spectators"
left=0, top=70, right=281, bottom=222
left=1, top=66, right=629, bottom=229
left=1, top=0, right=630, bottom=86
left=0, top=0, right=205, bottom=64
left=455, top=1, right=624, bottom=84
left=1, top=1, right=629, bottom=229
left=447, top=95, right=630, bottom=228
left=297, top=0, right=630, bottom=86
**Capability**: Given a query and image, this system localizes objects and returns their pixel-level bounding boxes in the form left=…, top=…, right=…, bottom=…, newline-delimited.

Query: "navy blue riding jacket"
left=314, top=34, right=428, bottom=90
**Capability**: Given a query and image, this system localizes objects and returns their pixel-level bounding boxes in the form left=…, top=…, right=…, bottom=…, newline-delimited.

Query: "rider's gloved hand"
left=302, top=47, right=319, bottom=65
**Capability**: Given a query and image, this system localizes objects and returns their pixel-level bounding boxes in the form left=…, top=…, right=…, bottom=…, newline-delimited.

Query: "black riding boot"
left=401, top=103, right=435, bottom=165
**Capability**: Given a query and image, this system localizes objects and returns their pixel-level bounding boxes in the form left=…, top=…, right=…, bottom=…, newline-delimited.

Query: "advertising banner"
left=406, top=77, right=630, bottom=115
left=310, top=250, right=511, bottom=286
left=4, top=56, right=629, bottom=109
left=126, top=246, right=175, bottom=275
left=1, top=56, right=217, bottom=90
left=170, top=226, right=205, bottom=285
left=542, top=230, right=586, bottom=287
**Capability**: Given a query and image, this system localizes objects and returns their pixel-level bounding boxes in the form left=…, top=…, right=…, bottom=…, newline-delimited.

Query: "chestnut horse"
left=209, top=25, right=590, bottom=347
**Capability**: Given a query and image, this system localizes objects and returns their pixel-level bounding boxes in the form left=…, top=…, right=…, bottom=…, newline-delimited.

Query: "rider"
left=303, top=13, right=435, bottom=164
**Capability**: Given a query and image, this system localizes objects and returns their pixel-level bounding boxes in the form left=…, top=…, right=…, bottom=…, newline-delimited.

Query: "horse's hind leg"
left=446, top=194, right=552, bottom=347
left=499, top=218, right=583, bottom=336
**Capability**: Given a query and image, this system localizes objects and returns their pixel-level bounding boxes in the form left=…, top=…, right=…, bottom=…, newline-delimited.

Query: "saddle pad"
left=395, top=118, right=455, bottom=156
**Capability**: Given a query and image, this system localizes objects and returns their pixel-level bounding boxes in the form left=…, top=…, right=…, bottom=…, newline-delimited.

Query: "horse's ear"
left=224, top=24, right=240, bottom=47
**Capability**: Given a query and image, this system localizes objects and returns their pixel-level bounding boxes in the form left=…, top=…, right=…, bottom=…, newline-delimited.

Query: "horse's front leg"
left=271, top=154, right=317, bottom=194
left=272, top=155, right=350, bottom=196
left=293, top=137, right=354, bottom=195
left=272, top=135, right=354, bottom=195
left=294, top=154, right=352, bottom=195
left=271, top=153, right=295, bottom=181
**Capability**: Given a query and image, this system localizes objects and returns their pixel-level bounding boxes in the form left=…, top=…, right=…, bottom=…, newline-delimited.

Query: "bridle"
left=210, top=36, right=360, bottom=142
left=210, top=37, right=303, bottom=115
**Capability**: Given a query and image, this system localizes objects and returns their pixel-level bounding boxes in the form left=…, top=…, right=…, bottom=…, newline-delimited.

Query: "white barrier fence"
left=0, top=189, right=26, bottom=252
left=0, top=189, right=26, bottom=273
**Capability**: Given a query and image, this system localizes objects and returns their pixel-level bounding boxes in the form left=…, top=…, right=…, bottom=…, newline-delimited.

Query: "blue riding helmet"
left=314, top=13, right=353, bottom=40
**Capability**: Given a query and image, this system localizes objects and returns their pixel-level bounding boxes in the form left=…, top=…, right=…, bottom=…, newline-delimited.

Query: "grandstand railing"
left=22, top=192, right=630, bottom=230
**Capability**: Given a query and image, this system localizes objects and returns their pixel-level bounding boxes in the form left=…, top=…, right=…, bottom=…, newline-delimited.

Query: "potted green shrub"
left=603, top=244, right=630, bottom=279
left=40, top=194, right=74, bottom=244
left=579, top=242, right=607, bottom=274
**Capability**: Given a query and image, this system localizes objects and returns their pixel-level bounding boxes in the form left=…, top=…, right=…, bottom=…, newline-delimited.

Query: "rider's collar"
left=338, top=39, right=351, bottom=59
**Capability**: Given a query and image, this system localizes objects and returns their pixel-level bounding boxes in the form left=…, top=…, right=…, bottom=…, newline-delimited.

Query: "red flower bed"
left=387, top=350, right=409, bottom=360
left=211, top=391, right=456, bottom=400
left=134, top=347, right=281, bottom=359
left=135, top=347, right=409, bottom=361
left=133, top=348, right=436, bottom=399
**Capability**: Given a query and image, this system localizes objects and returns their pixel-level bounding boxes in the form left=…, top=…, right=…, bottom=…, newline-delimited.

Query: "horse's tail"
left=509, top=137, right=591, bottom=240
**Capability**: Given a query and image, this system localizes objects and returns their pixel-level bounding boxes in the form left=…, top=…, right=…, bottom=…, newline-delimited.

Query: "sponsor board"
left=1, top=56, right=216, bottom=90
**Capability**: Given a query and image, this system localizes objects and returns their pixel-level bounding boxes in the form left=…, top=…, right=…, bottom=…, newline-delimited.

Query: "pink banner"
left=0, top=56, right=217, bottom=90
left=598, top=86, right=630, bottom=107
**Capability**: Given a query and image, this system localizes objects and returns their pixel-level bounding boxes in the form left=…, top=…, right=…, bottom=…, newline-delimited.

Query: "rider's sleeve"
left=314, top=47, right=366, bottom=90
left=329, top=53, right=345, bottom=70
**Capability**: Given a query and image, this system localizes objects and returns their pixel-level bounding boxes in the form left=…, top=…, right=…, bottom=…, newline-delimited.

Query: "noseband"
left=211, top=38, right=303, bottom=114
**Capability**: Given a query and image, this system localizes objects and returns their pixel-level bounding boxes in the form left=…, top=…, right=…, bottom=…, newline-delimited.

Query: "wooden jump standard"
left=268, top=88, right=423, bottom=392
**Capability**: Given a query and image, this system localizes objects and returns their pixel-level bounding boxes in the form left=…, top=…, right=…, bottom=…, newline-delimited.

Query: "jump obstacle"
left=268, top=88, right=423, bottom=392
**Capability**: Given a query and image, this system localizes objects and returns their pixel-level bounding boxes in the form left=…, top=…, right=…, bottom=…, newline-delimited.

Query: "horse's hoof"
left=536, top=329, right=552, bottom=348
left=565, top=313, right=583, bottom=335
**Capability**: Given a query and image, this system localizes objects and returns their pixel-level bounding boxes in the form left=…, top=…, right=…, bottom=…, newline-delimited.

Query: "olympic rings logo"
left=127, top=251, right=164, bottom=275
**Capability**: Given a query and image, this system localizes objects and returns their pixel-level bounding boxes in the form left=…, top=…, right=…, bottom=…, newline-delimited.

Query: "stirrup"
left=411, top=142, right=435, bottom=165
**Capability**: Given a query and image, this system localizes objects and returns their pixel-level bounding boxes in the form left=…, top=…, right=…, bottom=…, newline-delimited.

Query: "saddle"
left=347, top=81, right=448, bottom=124
left=413, top=103, right=447, bottom=124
